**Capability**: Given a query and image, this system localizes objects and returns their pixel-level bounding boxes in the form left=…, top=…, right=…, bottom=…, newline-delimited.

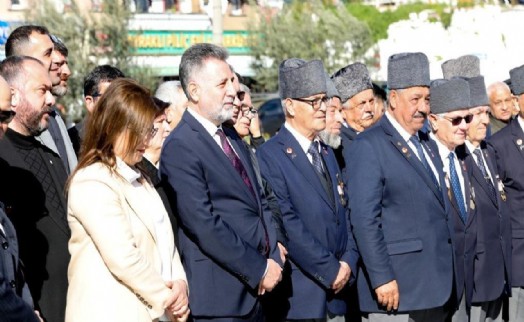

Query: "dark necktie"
left=448, top=152, right=468, bottom=223
left=409, top=136, right=439, bottom=188
left=308, top=141, right=325, bottom=176
left=473, top=148, right=497, bottom=200
left=216, top=129, right=269, bottom=255
left=216, top=128, right=255, bottom=197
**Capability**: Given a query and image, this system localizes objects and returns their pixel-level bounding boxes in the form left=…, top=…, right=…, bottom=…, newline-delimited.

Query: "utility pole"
left=212, top=0, right=223, bottom=46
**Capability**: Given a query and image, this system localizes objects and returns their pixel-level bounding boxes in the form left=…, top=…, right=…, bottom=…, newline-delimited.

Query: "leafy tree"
left=27, top=0, right=156, bottom=122
left=248, top=0, right=373, bottom=92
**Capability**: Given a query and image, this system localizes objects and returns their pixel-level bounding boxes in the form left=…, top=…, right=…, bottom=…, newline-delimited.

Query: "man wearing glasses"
left=257, top=58, right=358, bottom=322
left=347, top=53, right=454, bottom=322
left=427, top=78, right=477, bottom=321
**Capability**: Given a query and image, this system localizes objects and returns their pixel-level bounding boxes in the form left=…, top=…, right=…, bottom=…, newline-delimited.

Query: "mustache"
left=414, top=111, right=427, bottom=118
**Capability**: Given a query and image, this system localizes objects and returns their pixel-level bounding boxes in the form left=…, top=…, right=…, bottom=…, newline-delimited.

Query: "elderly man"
left=347, top=52, right=454, bottom=322
left=0, top=75, right=42, bottom=322
left=427, top=78, right=476, bottom=321
left=6, top=26, right=77, bottom=174
left=155, top=80, right=189, bottom=130
left=160, top=43, right=283, bottom=321
left=442, top=55, right=512, bottom=322
left=257, top=58, right=358, bottom=322
left=487, top=81, right=514, bottom=135
left=489, top=64, right=524, bottom=322
left=68, top=65, right=125, bottom=156
left=331, top=63, right=375, bottom=143
left=0, top=56, right=68, bottom=322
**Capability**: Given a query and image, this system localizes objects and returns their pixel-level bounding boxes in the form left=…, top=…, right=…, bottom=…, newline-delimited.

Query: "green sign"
left=128, top=30, right=251, bottom=55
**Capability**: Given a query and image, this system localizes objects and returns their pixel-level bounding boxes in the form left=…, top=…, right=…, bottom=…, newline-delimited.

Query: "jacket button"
left=148, top=305, right=152, bottom=309
left=2, top=242, right=8, bottom=249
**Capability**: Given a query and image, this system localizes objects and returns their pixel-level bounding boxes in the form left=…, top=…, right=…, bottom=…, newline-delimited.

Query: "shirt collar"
left=284, top=122, right=319, bottom=154
left=465, top=140, right=477, bottom=154
left=187, top=107, right=221, bottom=138
left=116, top=158, right=141, bottom=184
left=518, top=115, right=524, bottom=133
left=430, top=132, right=456, bottom=163
left=385, top=111, right=413, bottom=143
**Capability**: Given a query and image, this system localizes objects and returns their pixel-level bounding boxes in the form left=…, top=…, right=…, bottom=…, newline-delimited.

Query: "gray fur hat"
left=331, top=62, right=373, bottom=103
left=430, top=78, right=471, bottom=114
left=464, top=76, right=489, bottom=107
left=510, top=64, right=524, bottom=96
left=387, top=52, right=430, bottom=90
left=441, top=55, right=480, bottom=79
left=279, top=58, right=327, bottom=99
left=325, top=72, right=340, bottom=99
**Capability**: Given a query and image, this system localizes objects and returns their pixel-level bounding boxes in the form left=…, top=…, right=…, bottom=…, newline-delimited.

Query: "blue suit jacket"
left=257, top=126, right=359, bottom=319
left=445, top=146, right=476, bottom=308
left=459, top=143, right=512, bottom=303
left=159, top=111, right=281, bottom=318
left=346, top=116, right=454, bottom=313
left=0, top=204, right=38, bottom=322
left=488, top=117, right=524, bottom=287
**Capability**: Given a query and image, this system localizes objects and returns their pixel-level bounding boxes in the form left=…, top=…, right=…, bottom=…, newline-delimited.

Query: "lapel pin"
left=402, top=147, right=408, bottom=154
left=286, top=147, right=293, bottom=154
left=517, top=139, right=523, bottom=146
left=397, top=141, right=402, bottom=146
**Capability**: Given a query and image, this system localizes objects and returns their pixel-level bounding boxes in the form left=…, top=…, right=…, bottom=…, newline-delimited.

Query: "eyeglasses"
left=294, top=96, right=330, bottom=110
left=0, top=110, right=16, bottom=124
left=129, top=126, right=158, bottom=139
left=440, top=114, right=474, bottom=126
left=148, top=127, right=159, bottom=138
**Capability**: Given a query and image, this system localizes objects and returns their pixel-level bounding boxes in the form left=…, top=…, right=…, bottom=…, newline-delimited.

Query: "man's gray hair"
left=155, top=80, right=184, bottom=103
left=179, top=43, right=229, bottom=102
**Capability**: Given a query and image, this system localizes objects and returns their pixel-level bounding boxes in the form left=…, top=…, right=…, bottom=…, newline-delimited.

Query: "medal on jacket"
left=496, top=175, right=507, bottom=201
left=469, top=185, right=476, bottom=211
left=336, top=173, right=347, bottom=207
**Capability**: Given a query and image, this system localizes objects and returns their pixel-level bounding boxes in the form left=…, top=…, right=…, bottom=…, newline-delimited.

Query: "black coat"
left=0, top=129, right=70, bottom=322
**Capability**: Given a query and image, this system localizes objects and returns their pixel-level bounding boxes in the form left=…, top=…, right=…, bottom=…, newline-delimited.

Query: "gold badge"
left=517, top=139, right=523, bottom=146
left=286, top=147, right=293, bottom=154
left=402, top=147, right=408, bottom=154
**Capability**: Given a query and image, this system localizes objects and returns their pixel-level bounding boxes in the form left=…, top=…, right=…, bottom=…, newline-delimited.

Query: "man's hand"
left=34, top=310, right=44, bottom=322
left=249, top=112, right=262, bottom=138
left=375, top=280, right=399, bottom=311
left=331, top=261, right=351, bottom=294
left=165, top=280, right=189, bottom=317
left=258, top=258, right=283, bottom=295
left=277, top=242, right=288, bottom=264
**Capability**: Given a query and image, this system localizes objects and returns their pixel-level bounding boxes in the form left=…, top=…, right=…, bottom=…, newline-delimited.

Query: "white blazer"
left=66, top=162, right=186, bottom=322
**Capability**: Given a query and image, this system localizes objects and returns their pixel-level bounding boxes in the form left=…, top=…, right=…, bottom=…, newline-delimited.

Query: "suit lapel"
left=381, top=118, right=445, bottom=207
left=183, top=112, right=258, bottom=208
left=464, top=144, right=498, bottom=207
left=510, top=117, right=524, bottom=162
left=121, top=179, right=157, bottom=244
left=277, top=128, right=335, bottom=211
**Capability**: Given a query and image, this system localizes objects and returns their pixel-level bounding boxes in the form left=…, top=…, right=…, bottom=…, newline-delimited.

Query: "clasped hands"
left=164, top=279, right=190, bottom=322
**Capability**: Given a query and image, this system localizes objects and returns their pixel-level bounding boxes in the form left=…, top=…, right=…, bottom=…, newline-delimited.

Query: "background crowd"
left=0, top=23, right=523, bottom=322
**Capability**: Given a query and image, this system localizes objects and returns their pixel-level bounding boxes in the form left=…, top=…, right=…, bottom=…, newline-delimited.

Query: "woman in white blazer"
left=66, top=79, right=188, bottom=322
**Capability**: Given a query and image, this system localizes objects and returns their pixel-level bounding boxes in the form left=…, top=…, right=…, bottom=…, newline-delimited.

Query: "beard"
left=209, top=105, right=234, bottom=124
left=319, top=130, right=342, bottom=149
left=51, top=83, right=68, bottom=97
left=17, top=96, right=52, bottom=136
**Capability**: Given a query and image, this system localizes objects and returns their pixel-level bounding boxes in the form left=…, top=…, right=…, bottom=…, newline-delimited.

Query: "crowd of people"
left=0, top=23, right=523, bottom=322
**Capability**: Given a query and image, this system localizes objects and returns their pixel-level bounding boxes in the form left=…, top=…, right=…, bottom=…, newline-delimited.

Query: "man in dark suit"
left=489, top=64, right=524, bottom=321
left=0, top=56, right=69, bottom=322
left=257, top=58, right=358, bottom=322
left=159, top=43, right=283, bottom=322
left=68, top=65, right=125, bottom=156
left=442, top=56, right=511, bottom=322
left=0, top=75, right=42, bottom=322
left=331, top=63, right=376, bottom=145
left=427, top=78, right=477, bottom=321
left=347, top=53, right=454, bottom=322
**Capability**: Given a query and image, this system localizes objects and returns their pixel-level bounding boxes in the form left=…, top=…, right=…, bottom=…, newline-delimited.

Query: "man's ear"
left=285, top=98, right=296, bottom=117
left=428, top=114, right=439, bottom=132
left=10, top=87, right=19, bottom=110
left=389, top=90, right=398, bottom=110
left=187, top=81, right=199, bottom=103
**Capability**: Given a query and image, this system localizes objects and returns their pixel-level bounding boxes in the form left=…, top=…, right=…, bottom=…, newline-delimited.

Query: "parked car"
left=257, top=98, right=285, bottom=137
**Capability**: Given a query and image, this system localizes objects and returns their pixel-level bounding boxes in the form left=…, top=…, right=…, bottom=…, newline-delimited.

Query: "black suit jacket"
left=489, top=116, right=524, bottom=287
left=459, top=142, right=511, bottom=303
left=0, top=130, right=70, bottom=322
left=0, top=203, right=39, bottom=322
